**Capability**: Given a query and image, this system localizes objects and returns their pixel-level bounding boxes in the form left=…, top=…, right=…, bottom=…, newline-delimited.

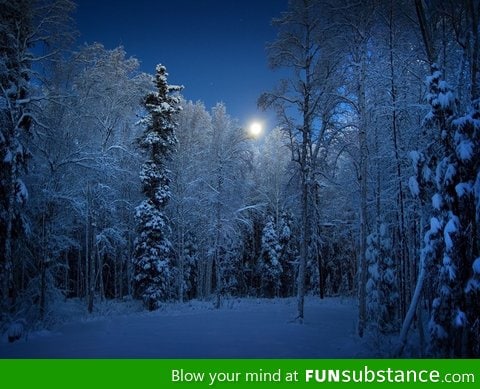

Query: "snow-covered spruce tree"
left=465, top=256, right=480, bottom=356
left=424, top=68, right=465, bottom=357
left=259, top=216, right=282, bottom=297
left=133, top=65, right=182, bottom=310
left=366, top=231, right=380, bottom=328
left=409, top=65, right=479, bottom=356
left=378, top=225, right=399, bottom=332
left=366, top=224, right=398, bottom=333
left=454, top=98, right=480, bottom=356
left=0, top=0, right=34, bottom=313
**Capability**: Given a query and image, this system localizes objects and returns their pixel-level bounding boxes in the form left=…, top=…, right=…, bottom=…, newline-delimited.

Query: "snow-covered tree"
left=27, top=43, right=149, bottom=315
left=0, top=0, right=74, bottom=317
left=260, top=0, right=343, bottom=322
left=420, top=66, right=464, bottom=357
left=425, top=72, right=479, bottom=356
left=465, top=257, right=480, bottom=356
left=366, top=223, right=398, bottom=333
left=169, top=100, right=211, bottom=302
left=403, top=64, right=479, bottom=356
left=202, top=103, right=250, bottom=305
left=259, top=216, right=282, bottom=297
left=395, top=0, right=480, bottom=357
left=181, top=232, right=198, bottom=300
left=278, top=210, right=297, bottom=297
left=133, top=65, right=182, bottom=310
left=0, top=0, right=34, bottom=313
left=366, top=232, right=380, bottom=324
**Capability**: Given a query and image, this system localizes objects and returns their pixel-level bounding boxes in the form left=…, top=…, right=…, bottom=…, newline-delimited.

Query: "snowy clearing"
left=0, top=297, right=370, bottom=358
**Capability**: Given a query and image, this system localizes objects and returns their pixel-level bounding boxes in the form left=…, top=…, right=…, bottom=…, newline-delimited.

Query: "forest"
left=0, top=0, right=479, bottom=358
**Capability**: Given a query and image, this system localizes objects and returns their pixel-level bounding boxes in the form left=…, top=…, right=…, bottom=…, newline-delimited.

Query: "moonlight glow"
left=249, top=122, right=263, bottom=137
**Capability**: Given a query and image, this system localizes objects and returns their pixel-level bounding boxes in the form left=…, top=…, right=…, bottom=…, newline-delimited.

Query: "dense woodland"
left=1, top=0, right=479, bottom=357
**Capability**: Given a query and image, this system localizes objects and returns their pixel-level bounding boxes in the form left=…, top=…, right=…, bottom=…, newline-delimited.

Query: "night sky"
left=74, top=0, right=288, bottom=127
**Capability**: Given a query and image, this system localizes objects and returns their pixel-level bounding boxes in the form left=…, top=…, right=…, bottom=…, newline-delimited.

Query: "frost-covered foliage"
left=0, top=0, right=34, bottom=315
left=133, top=65, right=182, bottom=310
left=204, top=103, right=251, bottom=302
left=365, top=233, right=380, bottom=322
left=413, top=64, right=480, bottom=357
left=465, top=257, right=480, bottom=355
left=259, top=216, right=283, bottom=297
left=366, top=224, right=398, bottom=333
left=278, top=210, right=297, bottom=297
left=218, top=241, right=243, bottom=297
left=180, top=232, right=198, bottom=300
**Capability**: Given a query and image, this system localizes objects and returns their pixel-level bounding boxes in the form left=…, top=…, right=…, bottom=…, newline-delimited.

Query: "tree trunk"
left=127, top=233, right=133, bottom=297
left=357, top=36, right=369, bottom=338
left=414, top=0, right=435, bottom=65
left=178, top=218, right=185, bottom=303
left=39, top=212, right=47, bottom=320
left=417, top=300, right=425, bottom=357
left=64, top=251, right=69, bottom=296
left=39, top=258, right=46, bottom=320
left=395, top=259, right=425, bottom=356
left=213, top=169, right=224, bottom=308
left=86, top=184, right=94, bottom=314
left=317, top=252, right=325, bottom=299
left=87, top=251, right=94, bottom=314
left=296, top=168, right=308, bottom=322
left=468, top=0, right=479, bottom=100
left=98, top=250, right=104, bottom=301
left=387, top=1, right=409, bottom=324
left=2, top=165, right=17, bottom=310
left=85, top=212, right=89, bottom=302
left=76, top=246, right=81, bottom=297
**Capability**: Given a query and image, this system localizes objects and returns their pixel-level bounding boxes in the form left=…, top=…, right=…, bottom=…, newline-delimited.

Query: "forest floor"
left=0, top=296, right=381, bottom=358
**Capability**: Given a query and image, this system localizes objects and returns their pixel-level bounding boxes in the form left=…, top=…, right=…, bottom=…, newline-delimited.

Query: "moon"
left=249, top=122, right=263, bottom=137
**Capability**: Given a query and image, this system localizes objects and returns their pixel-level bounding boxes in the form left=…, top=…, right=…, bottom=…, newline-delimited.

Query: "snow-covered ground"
left=0, top=296, right=372, bottom=358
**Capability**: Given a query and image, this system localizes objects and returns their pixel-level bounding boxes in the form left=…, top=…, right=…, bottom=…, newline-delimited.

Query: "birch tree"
left=260, top=0, right=342, bottom=322
left=169, top=100, right=211, bottom=301
left=204, top=103, right=250, bottom=306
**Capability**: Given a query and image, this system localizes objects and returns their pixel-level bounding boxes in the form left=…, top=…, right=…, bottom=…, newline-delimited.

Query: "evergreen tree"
left=366, top=231, right=381, bottom=327
left=0, top=0, right=34, bottom=313
left=461, top=97, right=480, bottom=355
left=378, top=225, right=398, bottom=332
left=422, top=67, right=463, bottom=357
left=366, top=223, right=398, bottom=333
left=133, top=65, right=182, bottom=310
left=410, top=65, right=479, bottom=356
left=259, top=216, right=282, bottom=297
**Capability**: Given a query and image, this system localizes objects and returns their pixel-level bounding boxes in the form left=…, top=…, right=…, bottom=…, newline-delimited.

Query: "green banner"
left=0, top=359, right=478, bottom=388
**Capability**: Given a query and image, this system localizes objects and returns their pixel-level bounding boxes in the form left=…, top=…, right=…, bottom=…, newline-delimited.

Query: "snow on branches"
left=412, top=64, right=480, bottom=356
left=133, top=65, right=183, bottom=310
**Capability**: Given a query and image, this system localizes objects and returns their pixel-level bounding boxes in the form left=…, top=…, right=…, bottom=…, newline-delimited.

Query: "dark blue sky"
left=74, top=0, right=288, bottom=127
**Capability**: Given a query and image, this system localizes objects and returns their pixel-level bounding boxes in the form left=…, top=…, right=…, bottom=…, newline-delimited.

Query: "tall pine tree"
left=133, top=65, right=182, bottom=310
